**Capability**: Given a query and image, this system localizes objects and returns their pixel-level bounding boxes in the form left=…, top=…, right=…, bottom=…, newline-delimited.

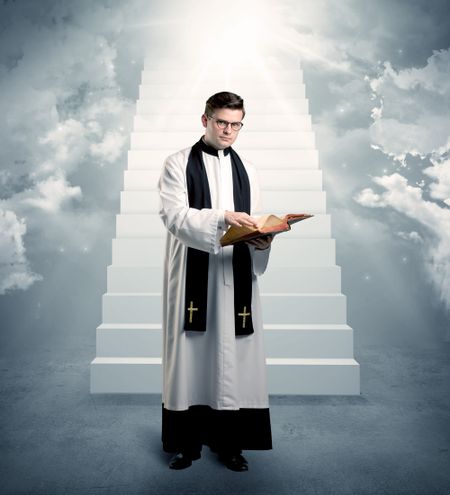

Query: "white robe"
left=157, top=142, right=271, bottom=412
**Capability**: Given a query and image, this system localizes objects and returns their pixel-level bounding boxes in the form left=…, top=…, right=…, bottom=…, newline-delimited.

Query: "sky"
left=0, top=0, right=450, bottom=354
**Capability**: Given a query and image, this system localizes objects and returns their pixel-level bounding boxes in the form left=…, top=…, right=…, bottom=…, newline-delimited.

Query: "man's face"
left=201, top=107, right=244, bottom=150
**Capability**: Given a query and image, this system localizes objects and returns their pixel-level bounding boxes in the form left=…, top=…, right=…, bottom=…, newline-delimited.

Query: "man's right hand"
left=224, top=211, right=259, bottom=228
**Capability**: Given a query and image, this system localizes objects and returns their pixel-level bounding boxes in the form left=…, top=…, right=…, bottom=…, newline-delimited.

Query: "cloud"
left=371, top=48, right=450, bottom=95
left=354, top=173, right=450, bottom=231
left=368, top=48, right=450, bottom=164
left=354, top=171, right=450, bottom=315
left=0, top=1, right=135, bottom=293
left=36, top=119, right=89, bottom=177
left=355, top=187, right=387, bottom=208
left=89, top=130, right=128, bottom=165
left=19, top=174, right=82, bottom=213
left=0, top=209, right=43, bottom=295
left=0, top=0, right=449, bottom=349
left=397, top=231, right=423, bottom=243
left=355, top=47, right=450, bottom=322
left=424, top=157, right=450, bottom=204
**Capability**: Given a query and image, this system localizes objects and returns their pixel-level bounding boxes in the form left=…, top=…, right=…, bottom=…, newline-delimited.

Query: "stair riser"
left=90, top=360, right=360, bottom=394
left=141, top=69, right=304, bottom=84
left=102, top=293, right=162, bottom=323
left=127, top=149, right=319, bottom=169
left=268, top=238, right=336, bottom=266
left=120, top=190, right=327, bottom=214
left=261, top=294, right=346, bottom=324
left=139, top=83, right=306, bottom=100
left=96, top=326, right=354, bottom=358
left=133, top=114, right=312, bottom=132
left=96, top=327, right=162, bottom=357
left=111, top=238, right=336, bottom=267
left=267, top=362, right=360, bottom=394
left=107, top=265, right=163, bottom=292
left=102, top=293, right=346, bottom=324
left=123, top=169, right=323, bottom=191
left=90, top=361, right=162, bottom=393
left=115, top=213, right=331, bottom=239
left=259, top=266, right=341, bottom=292
left=107, top=265, right=341, bottom=293
left=137, top=99, right=309, bottom=115
left=130, top=131, right=315, bottom=150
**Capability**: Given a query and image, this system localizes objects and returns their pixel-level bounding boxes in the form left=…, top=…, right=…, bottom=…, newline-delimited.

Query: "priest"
left=157, top=91, right=273, bottom=472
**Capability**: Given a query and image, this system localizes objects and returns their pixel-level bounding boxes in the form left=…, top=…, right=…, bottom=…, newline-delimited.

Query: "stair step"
left=139, top=83, right=306, bottom=100
left=102, top=293, right=162, bottom=323
left=107, top=264, right=341, bottom=293
left=101, top=292, right=346, bottom=324
left=141, top=69, right=304, bottom=84
left=124, top=168, right=323, bottom=191
left=120, top=190, right=326, bottom=214
left=266, top=358, right=360, bottom=394
left=268, top=238, right=336, bottom=266
left=90, top=357, right=162, bottom=393
left=112, top=238, right=165, bottom=267
left=142, top=58, right=302, bottom=71
left=133, top=114, right=312, bottom=132
left=107, top=265, right=163, bottom=292
left=264, top=325, right=354, bottom=358
left=137, top=98, right=309, bottom=115
left=259, top=265, right=341, bottom=292
left=96, top=323, right=162, bottom=357
left=95, top=322, right=354, bottom=359
left=115, top=213, right=331, bottom=239
left=90, top=356, right=359, bottom=394
left=261, top=293, right=346, bottom=324
left=127, top=149, right=319, bottom=169
left=111, top=237, right=336, bottom=267
left=130, top=131, right=315, bottom=150
left=124, top=169, right=322, bottom=192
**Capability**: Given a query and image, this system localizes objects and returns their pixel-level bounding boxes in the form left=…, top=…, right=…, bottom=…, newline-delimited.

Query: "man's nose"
left=223, top=124, right=231, bottom=133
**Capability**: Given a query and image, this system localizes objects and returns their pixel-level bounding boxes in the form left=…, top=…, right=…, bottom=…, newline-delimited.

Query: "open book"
left=220, top=213, right=314, bottom=247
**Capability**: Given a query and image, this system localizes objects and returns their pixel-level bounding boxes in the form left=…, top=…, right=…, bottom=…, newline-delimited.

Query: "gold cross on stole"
left=238, top=306, right=251, bottom=328
left=187, top=301, right=198, bottom=323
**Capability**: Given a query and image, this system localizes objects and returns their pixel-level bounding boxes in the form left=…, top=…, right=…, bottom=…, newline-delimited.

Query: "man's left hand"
left=246, top=234, right=273, bottom=250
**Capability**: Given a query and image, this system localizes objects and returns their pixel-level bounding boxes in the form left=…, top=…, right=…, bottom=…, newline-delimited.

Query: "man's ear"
left=201, top=113, right=208, bottom=128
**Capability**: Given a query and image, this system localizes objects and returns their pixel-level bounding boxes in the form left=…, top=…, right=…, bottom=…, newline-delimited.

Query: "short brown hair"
left=204, top=91, right=245, bottom=119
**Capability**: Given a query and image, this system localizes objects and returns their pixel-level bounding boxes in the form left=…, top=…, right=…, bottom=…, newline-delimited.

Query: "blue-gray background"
left=1, top=0, right=450, bottom=357
left=1, top=1, right=450, bottom=493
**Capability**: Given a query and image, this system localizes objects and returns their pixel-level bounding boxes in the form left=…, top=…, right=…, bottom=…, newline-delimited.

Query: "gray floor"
left=1, top=342, right=450, bottom=495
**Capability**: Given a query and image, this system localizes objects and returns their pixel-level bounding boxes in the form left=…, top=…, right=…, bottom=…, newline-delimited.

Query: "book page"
left=258, top=214, right=284, bottom=229
left=284, top=213, right=314, bottom=225
left=220, top=212, right=314, bottom=246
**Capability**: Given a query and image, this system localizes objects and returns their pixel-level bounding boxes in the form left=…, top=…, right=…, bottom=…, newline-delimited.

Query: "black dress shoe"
left=218, top=452, right=249, bottom=472
left=169, top=451, right=201, bottom=470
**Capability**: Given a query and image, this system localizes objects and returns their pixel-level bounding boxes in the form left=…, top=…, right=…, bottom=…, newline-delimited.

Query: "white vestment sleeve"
left=247, top=244, right=269, bottom=276
left=158, top=153, right=225, bottom=254
left=247, top=161, right=271, bottom=276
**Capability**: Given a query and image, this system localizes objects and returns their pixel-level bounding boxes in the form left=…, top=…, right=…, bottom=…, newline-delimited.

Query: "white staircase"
left=90, top=58, right=360, bottom=395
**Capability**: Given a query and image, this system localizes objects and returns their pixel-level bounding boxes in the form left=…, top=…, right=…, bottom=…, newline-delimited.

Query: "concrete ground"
left=1, top=342, right=449, bottom=495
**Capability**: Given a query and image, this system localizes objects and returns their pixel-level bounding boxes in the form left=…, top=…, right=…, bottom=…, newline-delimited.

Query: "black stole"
left=184, top=137, right=254, bottom=336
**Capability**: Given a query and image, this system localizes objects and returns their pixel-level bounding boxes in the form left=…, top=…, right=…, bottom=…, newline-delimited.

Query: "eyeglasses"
left=207, top=116, right=244, bottom=131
